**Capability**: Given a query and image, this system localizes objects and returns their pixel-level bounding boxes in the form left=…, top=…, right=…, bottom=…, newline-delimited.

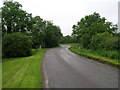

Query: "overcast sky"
left=1, top=0, right=119, bottom=36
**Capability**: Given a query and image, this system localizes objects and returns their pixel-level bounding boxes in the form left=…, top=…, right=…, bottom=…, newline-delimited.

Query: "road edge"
left=41, top=51, right=50, bottom=88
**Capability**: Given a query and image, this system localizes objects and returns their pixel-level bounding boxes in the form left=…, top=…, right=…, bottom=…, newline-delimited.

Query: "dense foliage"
left=70, top=12, right=120, bottom=61
left=69, top=44, right=120, bottom=67
left=2, top=1, right=32, bottom=34
left=43, top=21, right=62, bottom=48
left=1, top=1, right=62, bottom=57
left=2, top=33, right=32, bottom=58
left=60, top=35, right=78, bottom=44
left=90, top=32, right=119, bottom=51
left=72, top=12, right=119, bottom=50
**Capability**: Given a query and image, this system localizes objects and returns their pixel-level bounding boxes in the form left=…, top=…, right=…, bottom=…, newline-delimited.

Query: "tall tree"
left=30, top=16, right=46, bottom=48
left=1, top=1, right=30, bottom=35
left=1, top=1, right=63, bottom=49
left=72, top=12, right=118, bottom=49
left=44, top=21, right=62, bottom=48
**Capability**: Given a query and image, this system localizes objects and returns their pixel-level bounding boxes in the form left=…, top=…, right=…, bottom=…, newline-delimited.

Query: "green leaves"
left=72, top=12, right=118, bottom=49
left=2, top=1, right=32, bottom=34
left=43, top=21, right=62, bottom=48
left=2, top=33, right=32, bottom=58
left=2, top=1, right=62, bottom=50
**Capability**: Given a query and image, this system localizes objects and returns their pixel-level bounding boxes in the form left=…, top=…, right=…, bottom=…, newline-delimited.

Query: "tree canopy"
left=72, top=12, right=118, bottom=49
left=2, top=1, right=63, bottom=57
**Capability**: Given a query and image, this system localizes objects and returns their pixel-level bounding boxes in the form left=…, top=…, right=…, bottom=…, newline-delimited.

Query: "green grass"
left=2, top=49, right=45, bottom=88
left=68, top=43, right=120, bottom=67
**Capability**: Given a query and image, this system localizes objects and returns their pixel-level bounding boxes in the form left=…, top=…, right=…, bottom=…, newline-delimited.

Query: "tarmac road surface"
left=42, top=45, right=118, bottom=88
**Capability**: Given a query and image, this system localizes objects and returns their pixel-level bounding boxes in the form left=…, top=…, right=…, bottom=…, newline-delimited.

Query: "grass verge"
left=2, top=49, right=45, bottom=88
left=68, top=44, right=120, bottom=68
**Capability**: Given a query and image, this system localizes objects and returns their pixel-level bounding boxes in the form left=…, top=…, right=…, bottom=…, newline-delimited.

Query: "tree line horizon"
left=1, top=1, right=120, bottom=58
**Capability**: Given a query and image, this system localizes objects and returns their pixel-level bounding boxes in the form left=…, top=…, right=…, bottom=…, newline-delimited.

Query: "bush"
left=90, top=32, right=112, bottom=50
left=103, top=36, right=119, bottom=51
left=96, top=50, right=120, bottom=60
left=90, top=32, right=120, bottom=51
left=2, top=33, right=32, bottom=58
left=80, top=34, right=91, bottom=49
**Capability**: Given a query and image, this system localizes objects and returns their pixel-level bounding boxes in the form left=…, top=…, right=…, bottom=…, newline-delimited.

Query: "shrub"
left=103, top=36, right=119, bottom=51
left=90, top=32, right=120, bottom=51
left=2, top=33, right=32, bottom=58
left=96, top=50, right=120, bottom=60
left=80, top=34, right=91, bottom=49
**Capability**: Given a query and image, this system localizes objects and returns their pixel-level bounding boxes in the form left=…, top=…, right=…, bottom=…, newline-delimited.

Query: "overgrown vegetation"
left=1, top=1, right=62, bottom=88
left=2, top=33, right=32, bottom=58
left=69, top=44, right=120, bottom=67
left=64, top=12, right=120, bottom=67
left=72, top=12, right=118, bottom=50
left=1, top=1, right=120, bottom=88
left=90, top=32, right=120, bottom=51
left=60, top=35, right=78, bottom=44
left=2, top=49, right=45, bottom=88
left=1, top=1, right=62, bottom=57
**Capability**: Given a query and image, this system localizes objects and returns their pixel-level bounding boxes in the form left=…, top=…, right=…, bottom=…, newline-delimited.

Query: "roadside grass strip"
left=69, top=47, right=120, bottom=68
left=2, top=49, right=45, bottom=88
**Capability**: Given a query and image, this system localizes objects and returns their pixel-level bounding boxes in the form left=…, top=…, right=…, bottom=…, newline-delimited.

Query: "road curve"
left=42, top=45, right=118, bottom=88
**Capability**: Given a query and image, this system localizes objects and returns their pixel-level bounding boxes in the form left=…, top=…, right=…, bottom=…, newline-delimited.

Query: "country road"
left=42, top=45, right=118, bottom=88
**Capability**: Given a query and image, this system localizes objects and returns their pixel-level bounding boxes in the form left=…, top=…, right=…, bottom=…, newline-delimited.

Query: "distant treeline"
left=60, top=35, right=78, bottom=43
